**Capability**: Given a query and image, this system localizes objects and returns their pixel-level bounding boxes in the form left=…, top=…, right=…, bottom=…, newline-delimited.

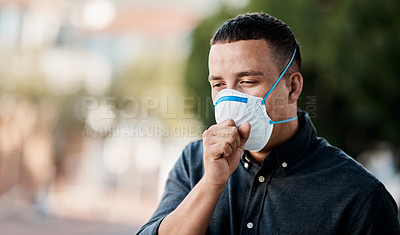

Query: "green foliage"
left=184, top=0, right=400, bottom=157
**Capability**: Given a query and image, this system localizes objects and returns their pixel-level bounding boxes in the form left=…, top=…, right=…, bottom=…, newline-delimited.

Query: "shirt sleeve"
left=136, top=144, right=196, bottom=235
left=350, top=183, right=400, bottom=235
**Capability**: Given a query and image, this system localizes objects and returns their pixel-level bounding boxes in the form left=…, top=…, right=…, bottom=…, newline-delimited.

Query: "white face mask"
left=213, top=47, right=298, bottom=152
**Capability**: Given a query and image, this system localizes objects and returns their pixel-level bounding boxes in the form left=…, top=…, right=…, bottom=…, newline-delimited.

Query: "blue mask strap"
left=262, top=46, right=298, bottom=125
left=261, top=46, right=297, bottom=105
left=269, top=115, right=297, bottom=125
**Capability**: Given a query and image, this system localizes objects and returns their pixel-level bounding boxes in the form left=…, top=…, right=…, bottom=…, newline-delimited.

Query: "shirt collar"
left=241, top=110, right=317, bottom=171
left=242, top=151, right=262, bottom=174
left=273, top=110, right=317, bottom=169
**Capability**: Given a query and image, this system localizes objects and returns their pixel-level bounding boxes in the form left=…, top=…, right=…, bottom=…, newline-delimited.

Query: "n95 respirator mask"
left=213, top=47, right=298, bottom=152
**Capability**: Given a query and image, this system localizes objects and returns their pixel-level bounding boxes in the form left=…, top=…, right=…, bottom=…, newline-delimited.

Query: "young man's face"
left=208, top=39, right=292, bottom=122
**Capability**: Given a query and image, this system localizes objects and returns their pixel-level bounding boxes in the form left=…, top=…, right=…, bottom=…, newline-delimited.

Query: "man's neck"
left=248, top=118, right=300, bottom=163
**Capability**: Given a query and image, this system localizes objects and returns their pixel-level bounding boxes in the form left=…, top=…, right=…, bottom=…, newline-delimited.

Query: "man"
left=137, top=13, right=400, bottom=234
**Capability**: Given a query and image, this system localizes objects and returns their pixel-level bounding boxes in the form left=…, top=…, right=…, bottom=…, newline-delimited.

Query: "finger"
left=219, top=118, right=236, bottom=127
left=208, top=125, right=238, bottom=138
left=207, top=126, right=239, bottom=149
left=218, top=141, right=233, bottom=158
left=205, top=133, right=237, bottom=149
left=234, top=127, right=241, bottom=151
left=238, top=122, right=251, bottom=150
left=225, top=126, right=239, bottom=150
left=208, top=141, right=233, bottom=159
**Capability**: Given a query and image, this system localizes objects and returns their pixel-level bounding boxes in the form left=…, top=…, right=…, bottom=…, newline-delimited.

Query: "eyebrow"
left=208, top=70, right=264, bottom=81
left=208, top=75, right=222, bottom=81
left=235, top=70, right=264, bottom=78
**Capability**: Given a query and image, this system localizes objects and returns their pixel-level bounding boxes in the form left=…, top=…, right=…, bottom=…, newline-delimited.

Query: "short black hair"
left=211, top=13, right=301, bottom=73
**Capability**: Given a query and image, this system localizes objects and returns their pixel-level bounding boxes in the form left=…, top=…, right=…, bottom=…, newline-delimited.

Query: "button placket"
left=240, top=158, right=278, bottom=234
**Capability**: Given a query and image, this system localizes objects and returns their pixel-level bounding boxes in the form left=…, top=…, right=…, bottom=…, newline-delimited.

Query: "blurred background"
left=0, top=0, right=399, bottom=234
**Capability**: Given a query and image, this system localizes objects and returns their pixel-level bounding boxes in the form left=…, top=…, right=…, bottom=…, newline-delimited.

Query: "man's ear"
left=286, top=72, right=303, bottom=104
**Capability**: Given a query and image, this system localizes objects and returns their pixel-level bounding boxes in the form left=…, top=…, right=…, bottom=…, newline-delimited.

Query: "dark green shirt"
left=137, top=111, right=400, bottom=234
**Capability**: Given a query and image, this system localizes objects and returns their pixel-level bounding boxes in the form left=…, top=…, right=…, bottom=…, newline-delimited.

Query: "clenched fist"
left=202, top=119, right=251, bottom=188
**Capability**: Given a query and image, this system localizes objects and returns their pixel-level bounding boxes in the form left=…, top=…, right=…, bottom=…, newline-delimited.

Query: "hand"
left=202, top=119, right=251, bottom=188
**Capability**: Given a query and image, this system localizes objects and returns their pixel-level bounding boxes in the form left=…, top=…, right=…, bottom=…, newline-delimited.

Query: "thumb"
left=238, top=122, right=251, bottom=149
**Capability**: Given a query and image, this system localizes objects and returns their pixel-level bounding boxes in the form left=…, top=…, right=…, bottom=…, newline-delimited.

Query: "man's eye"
left=213, top=83, right=222, bottom=87
left=241, top=81, right=255, bottom=84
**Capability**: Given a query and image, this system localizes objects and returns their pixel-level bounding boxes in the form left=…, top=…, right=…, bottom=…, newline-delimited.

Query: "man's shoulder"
left=311, top=139, right=399, bottom=232
left=181, top=139, right=204, bottom=164
left=183, top=138, right=203, bottom=153
left=172, top=139, right=204, bottom=182
left=311, top=137, right=381, bottom=191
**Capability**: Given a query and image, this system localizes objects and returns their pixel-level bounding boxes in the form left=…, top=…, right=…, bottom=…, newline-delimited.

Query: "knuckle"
left=203, top=126, right=214, bottom=138
left=227, top=119, right=236, bottom=125
left=222, top=142, right=229, bottom=151
left=231, top=126, right=239, bottom=135
left=202, top=129, right=209, bottom=138
left=228, top=135, right=236, bottom=144
left=202, top=133, right=211, bottom=144
left=226, top=127, right=237, bottom=137
left=203, top=137, right=209, bottom=145
left=226, top=142, right=233, bottom=152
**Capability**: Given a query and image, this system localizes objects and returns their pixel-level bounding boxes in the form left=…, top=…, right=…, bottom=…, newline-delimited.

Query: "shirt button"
left=244, top=162, right=249, bottom=169
left=282, top=162, right=288, bottom=168
left=247, top=222, right=253, bottom=229
left=258, top=176, right=265, bottom=183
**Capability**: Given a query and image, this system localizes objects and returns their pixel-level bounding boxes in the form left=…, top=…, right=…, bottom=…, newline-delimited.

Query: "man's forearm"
left=158, top=120, right=249, bottom=234
left=158, top=177, right=225, bottom=235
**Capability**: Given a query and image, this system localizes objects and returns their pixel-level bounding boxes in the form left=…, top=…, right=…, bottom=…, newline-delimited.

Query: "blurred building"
left=1, top=0, right=398, bottom=234
left=0, top=0, right=216, bottom=233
